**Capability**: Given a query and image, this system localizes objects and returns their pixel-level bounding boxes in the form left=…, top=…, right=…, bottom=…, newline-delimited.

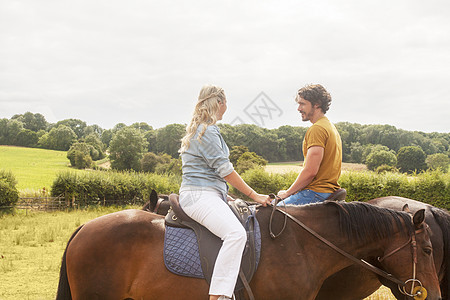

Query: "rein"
left=267, top=195, right=426, bottom=293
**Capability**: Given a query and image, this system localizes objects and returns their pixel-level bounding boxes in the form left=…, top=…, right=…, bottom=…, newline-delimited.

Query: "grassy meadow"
left=0, top=206, right=139, bottom=300
left=0, top=206, right=395, bottom=300
left=265, top=161, right=368, bottom=174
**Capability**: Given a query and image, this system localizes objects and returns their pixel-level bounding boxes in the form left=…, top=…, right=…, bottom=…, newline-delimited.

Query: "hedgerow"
left=235, top=168, right=449, bottom=210
left=51, top=170, right=180, bottom=206
left=49, top=168, right=449, bottom=210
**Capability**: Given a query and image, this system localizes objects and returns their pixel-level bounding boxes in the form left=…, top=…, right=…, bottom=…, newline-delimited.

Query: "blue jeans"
left=277, top=189, right=331, bottom=206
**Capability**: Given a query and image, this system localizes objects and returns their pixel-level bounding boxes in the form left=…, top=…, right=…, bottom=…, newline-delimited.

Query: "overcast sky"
left=1, top=0, right=449, bottom=133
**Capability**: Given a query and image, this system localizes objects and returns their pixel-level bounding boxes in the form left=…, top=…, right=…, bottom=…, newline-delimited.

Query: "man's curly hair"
left=297, top=84, right=332, bottom=114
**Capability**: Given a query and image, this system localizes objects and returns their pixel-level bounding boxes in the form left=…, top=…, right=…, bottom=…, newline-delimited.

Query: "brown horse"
left=56, top=201, right=442, bottom=300
left=317, top=196, right=449, bottom=300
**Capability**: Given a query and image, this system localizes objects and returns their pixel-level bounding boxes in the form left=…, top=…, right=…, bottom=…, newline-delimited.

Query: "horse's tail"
left=55, top=225, right=84, bottom=300
left=430, top=207, right=450, bottom=299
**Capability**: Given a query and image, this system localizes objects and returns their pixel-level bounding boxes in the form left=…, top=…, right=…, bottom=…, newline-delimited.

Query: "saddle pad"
left=164, top=226, right=203, bottom=278
left=163, top=215, right=261, bottom=279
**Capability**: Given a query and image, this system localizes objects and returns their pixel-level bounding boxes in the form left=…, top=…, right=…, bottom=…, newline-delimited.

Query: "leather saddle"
left=326, top=188, right=347, bottom=201
left=164, top=194, right=260, bottom=293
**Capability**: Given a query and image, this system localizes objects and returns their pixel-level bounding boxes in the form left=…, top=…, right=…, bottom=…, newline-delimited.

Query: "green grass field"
left=0, top=206, right=138, bottom=300
left=0, top=207, right=395, bottom=300
left=0, top=146, right=83, bottom=192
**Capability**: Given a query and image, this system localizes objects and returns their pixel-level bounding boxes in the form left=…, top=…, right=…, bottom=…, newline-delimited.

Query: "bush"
left=229, top=168, right=296, bottom=199
left=366, top=149, right=397, bottom=171
left=426, top=153, right=449, bottom=173
left=141, top=152, right=160, bottom=173
left=0, top=170, right=19, bottom=210
left=74, top=151, right=93, bottom=169
left=375, top=164, right=398, bottom=173
left=67, top=142, right=96, bottom=168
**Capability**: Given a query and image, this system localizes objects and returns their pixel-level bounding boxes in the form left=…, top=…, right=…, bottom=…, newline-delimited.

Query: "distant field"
left=0, top=146, right=81, bottom=191
left=266, top=161, right=367, bottom=174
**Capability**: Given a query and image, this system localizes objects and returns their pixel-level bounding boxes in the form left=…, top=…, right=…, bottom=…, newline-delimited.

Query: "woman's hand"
left=277, top=190, right=289, bottom=199
left=251, top=193, right=272, bottom=207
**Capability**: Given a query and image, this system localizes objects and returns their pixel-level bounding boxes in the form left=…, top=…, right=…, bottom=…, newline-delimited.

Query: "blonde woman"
left=179, top=85, right=271, bottom=300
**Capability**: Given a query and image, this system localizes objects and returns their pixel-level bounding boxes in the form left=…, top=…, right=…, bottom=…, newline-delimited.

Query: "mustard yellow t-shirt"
left=303, top=116, right=342, bottom=193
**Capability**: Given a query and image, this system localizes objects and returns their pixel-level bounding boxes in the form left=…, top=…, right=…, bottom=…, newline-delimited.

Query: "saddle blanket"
left=163, top=215, right=261, bottom=279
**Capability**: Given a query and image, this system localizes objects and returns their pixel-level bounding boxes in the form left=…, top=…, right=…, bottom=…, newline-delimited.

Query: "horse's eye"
left=423, top=247, right=432, bottom=255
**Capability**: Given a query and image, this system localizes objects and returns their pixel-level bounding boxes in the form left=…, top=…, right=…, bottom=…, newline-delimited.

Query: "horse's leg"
left=66, top=211, right=210, bottom=299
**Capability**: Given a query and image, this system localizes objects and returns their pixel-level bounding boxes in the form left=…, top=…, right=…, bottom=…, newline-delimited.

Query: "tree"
left=131, top=122, right=153, bottom=132
left=144, top=129, right=157, bottom=153
left=365, top=149, right=397, bottom=171
left=397, top=146, right=427, bottom=173
left=16, top=129, right=39, bottom=147
left=141, top=152, right=161, bottom=173
left=361, top=144, right=390, bottom=164
left=0, top=119, right=23, bottom=145
left=235, top=151, right=268, bottom=174
left=84, top=133, right=105, bottom=160
left=349, top=142, right=364, bottom=163
left=109, top=127, right=148, bottom=171
left=38, top=125, right=77, bottom=151
left=101, top=129, right=114, bottom=148
left=84, top=124, right=103, bottom=138
left=229, top=145, right=249, bottom=166
left=426, top=153, right=449, bottom=173
left=12, top=112, right=48, bottom=132
left=55, top=119, right=87, bottom=139
left=155, top=124, right=185, bottom=158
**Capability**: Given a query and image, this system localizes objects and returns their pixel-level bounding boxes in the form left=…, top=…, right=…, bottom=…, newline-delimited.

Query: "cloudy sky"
left=1, top=0, right=449, bottom=133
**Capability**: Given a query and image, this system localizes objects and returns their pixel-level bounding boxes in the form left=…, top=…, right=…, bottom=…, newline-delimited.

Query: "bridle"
left=377, top=223, right=429, bottom=298
left=268, top=195, right=428, bottom=299
left=152, top=197, right=168, bottom=214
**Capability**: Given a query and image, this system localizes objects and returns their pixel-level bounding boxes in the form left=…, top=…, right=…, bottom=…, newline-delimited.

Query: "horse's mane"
left=430, top=206, right=450, bottom=298
left=325, top=201, right=413, bottom=244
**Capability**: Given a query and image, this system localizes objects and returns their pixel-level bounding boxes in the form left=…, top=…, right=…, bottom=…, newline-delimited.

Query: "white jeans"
left=179, top=189, right=246, bottom=298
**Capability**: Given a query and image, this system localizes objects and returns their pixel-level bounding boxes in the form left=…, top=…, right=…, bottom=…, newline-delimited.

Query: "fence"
left=15, top=196, right=67, bottom=212
left=1, top=196, right=146, bottom=213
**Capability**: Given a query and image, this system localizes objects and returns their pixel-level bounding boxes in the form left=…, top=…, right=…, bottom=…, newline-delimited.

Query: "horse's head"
left=377, top=209, right=441, bottom=300
left=142, top=189, right=171, bottom=215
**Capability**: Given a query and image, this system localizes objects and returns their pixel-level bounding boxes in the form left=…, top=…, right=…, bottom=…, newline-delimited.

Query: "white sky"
left=1, top=0, right=449, bottom=133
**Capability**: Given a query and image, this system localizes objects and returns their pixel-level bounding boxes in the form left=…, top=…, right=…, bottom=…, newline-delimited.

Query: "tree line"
left=1, top=112, right=449, bottom=172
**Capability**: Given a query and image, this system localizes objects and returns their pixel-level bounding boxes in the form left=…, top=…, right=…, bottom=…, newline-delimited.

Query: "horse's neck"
left=272, top=205, right=407, bottom=259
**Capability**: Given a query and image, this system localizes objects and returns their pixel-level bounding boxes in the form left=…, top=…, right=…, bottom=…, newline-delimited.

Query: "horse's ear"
left=150, top=189, right=158, bottom=207
left=402, top=204, right=410, bottom=213
left=412, top=209, right=425, bottom=228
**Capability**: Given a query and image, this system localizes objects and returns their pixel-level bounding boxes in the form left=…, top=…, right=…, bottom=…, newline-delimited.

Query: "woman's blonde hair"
left=179, top=85, right=225, bottom=153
